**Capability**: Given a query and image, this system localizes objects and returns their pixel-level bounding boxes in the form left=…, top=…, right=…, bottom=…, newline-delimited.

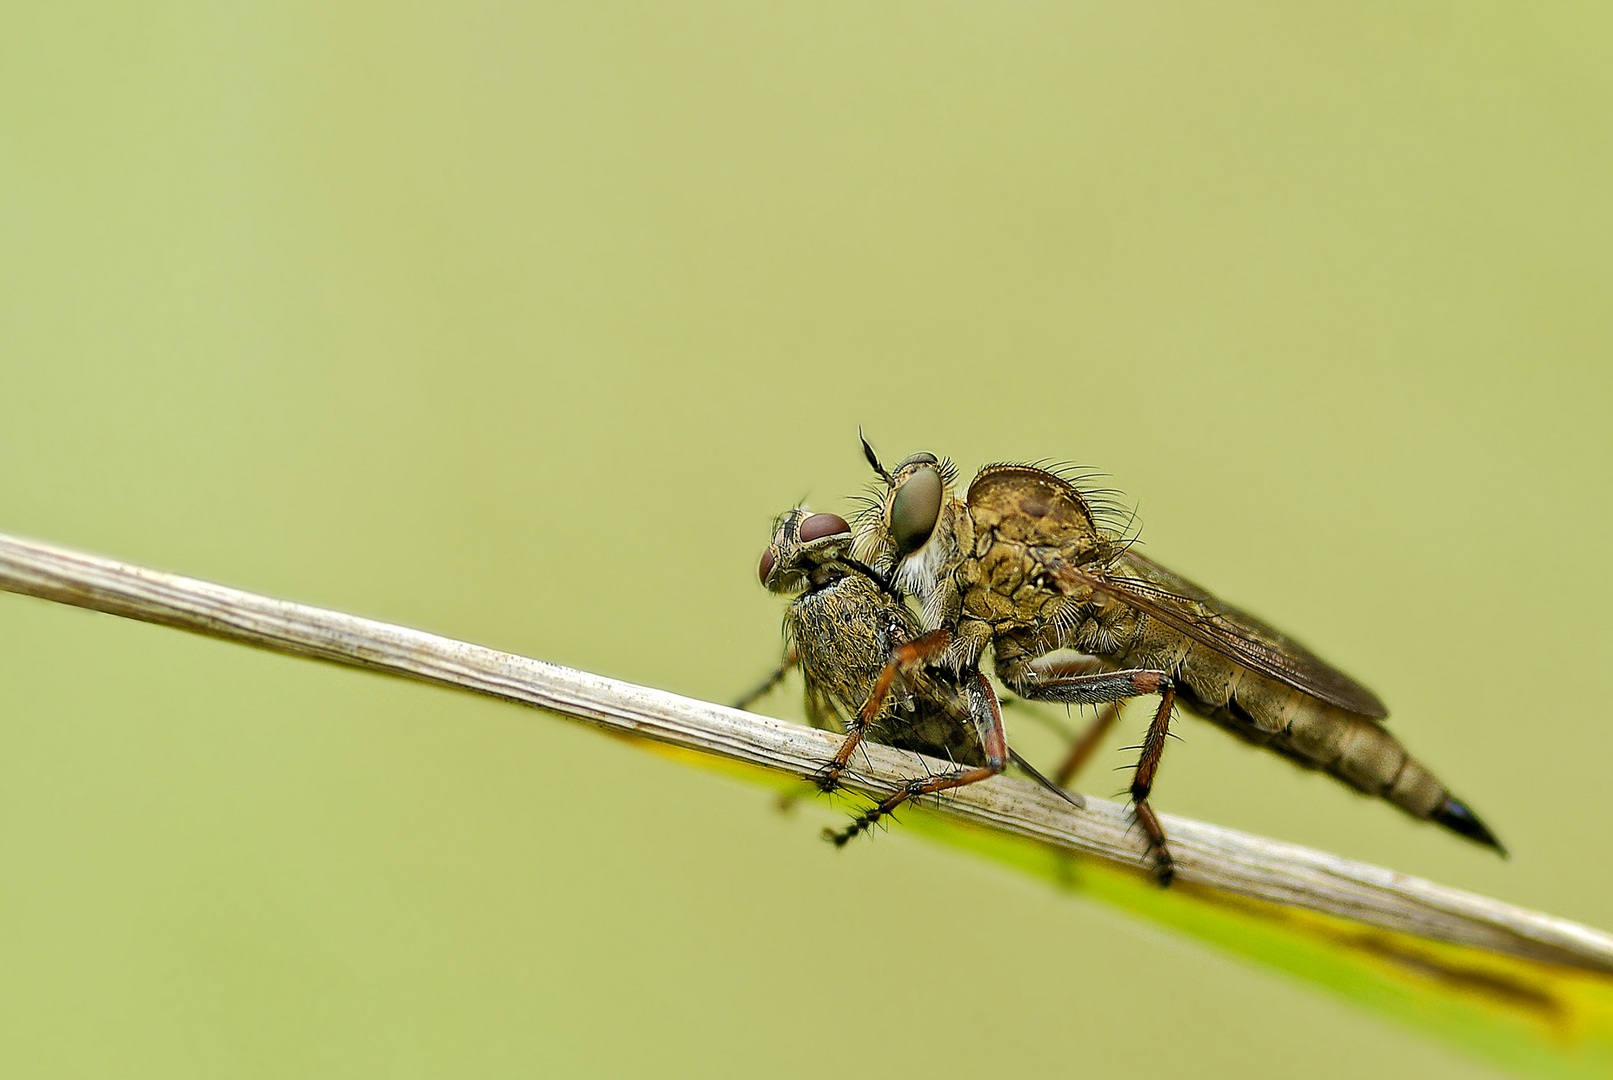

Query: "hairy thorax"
left=788, top=573, right=914, bottom=716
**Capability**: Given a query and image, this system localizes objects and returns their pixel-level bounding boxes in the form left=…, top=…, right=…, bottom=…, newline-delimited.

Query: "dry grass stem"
left=2, top=531, right=1608, bottom=974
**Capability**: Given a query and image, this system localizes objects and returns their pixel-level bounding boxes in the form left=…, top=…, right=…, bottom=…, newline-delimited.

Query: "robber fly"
left=853, top=437, right=1504, bottom=885
left=738, top=507, right=1081, bottom=843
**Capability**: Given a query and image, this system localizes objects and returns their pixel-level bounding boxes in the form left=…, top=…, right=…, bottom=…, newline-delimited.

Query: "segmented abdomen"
left=1096, top=609, right=1450, bottom=820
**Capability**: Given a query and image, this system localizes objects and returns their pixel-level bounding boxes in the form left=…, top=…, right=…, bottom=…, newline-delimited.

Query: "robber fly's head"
left=854, top=434, right=960, bottom=581
left=757, top=507, right=857, bottom=596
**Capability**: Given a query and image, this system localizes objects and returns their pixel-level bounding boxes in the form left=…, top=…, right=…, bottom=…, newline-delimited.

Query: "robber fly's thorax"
left=948, top=464, right=1122, bottom=667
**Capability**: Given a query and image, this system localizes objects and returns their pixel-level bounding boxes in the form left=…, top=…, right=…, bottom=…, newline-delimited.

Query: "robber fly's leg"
left=1055, top=703, right=1124, bottom=789
left=827, top=668, right=1007, bottom=845
left=1013, top=658, right=1178, bottom=885
left=816, top=629, right=953, bottom=793
left=1128, top=684, right=1179, bottom=886
left=1016, top=655, right=1126, bottom=790
left=733, top=647, right=799, bottom=711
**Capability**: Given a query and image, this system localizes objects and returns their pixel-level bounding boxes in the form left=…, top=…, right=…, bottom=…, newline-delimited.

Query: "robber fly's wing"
left=1056, top=550, right=1388, bottom=718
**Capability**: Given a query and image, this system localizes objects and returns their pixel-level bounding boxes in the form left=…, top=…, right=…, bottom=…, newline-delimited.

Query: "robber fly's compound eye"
left=896, top=452, right=939, bottom=471
left=890, top=466, right=943, bottom=556
left=757, top=546, right=777, bottom=585
left=798, top=512, right=851, bottom=543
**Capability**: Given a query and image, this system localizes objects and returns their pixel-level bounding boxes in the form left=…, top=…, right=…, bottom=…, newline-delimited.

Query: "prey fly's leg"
left=802, top=683, right=845, bottom=734
left=816, top=628, right=953, bottom=793
left=733, top=646, right=799, bottom=711
left=770, top=683, right=843, bottom=813
left=826, top=669, right=1008, bottom=845
left=1016, top=657, right=1179, bottom=885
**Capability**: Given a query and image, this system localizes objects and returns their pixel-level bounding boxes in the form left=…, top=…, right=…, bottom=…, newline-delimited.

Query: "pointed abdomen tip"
left=1432, top=796, right=1508, bottom=858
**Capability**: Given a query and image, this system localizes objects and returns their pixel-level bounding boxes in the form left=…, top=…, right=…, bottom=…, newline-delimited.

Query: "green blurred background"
left=3, top=4, right=1609, bottom=1076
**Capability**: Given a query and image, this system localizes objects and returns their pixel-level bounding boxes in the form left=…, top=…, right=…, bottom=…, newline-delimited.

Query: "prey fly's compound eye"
left=890, top=466, right=942, bottom=556
left=799, top=513, right=851, bottom=542
left=757, top=546, right=777, bottom=585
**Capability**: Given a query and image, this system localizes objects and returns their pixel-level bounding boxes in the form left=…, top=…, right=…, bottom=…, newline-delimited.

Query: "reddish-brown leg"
left=826, top=670, right=1008, bottom=845
left=816, top=629, right=954, bottom=793
left=1125, top=679, right=1179, bottom=886
left=1013, top=665, right=1178, bottom=884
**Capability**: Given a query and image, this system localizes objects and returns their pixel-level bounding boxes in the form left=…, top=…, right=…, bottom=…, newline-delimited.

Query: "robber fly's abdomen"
left=1203, top=676, right=1447, bottom=818
left=1094, top=610, right=1451, bottom=820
